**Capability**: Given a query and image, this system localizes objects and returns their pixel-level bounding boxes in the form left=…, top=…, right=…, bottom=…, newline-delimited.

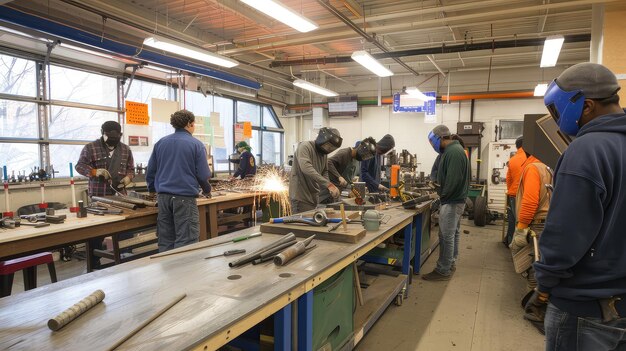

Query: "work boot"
left=422, top=269, right=452, bottom=281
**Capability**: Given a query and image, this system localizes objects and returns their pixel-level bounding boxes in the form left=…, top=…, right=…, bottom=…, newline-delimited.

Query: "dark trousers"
left=157, top=193, right=199, bottom=252
left=506, top=195, right=516, bottom=245
left=545, top=302, right=626, bottom=350
left=290, top=199, right=317, bottom=214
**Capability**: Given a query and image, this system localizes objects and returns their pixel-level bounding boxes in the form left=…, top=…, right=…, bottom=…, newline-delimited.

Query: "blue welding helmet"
left=544, top=79, right=585, bottom=136
left=428, top=131, right=442, bottom=154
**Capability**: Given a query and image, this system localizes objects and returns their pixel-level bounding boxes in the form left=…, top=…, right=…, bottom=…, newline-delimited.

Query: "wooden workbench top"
left=0, top=204, right=427, bottom=351
left=0, top=211, right=126, bottom=245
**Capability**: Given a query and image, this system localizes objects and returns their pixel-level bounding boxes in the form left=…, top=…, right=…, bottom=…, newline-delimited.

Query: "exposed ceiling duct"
left=270, top=34, right=591, bottom=67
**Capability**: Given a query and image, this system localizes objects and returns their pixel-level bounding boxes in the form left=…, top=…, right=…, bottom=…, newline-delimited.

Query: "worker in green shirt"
left=422, top=124, right=470, bottom=281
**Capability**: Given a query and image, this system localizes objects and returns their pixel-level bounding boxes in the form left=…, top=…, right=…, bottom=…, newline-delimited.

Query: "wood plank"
left=260, top=222, right=366, bottom=243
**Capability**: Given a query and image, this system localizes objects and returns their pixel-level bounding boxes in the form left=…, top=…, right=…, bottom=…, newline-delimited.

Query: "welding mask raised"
left=356, top=140, right=376, bottom=161
left=315, top=127, right=343, bottom=154
left=543, top=79, right=585, bottom=136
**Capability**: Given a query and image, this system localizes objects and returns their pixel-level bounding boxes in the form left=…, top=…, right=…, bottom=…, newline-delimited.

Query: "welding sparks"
left=252, top=167, right=292, bottom=221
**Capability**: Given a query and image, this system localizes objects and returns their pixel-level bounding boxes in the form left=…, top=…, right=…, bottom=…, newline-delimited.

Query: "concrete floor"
left=355, top=219, right=545, bottom=351
left=7, top=220, right=545, bottom=351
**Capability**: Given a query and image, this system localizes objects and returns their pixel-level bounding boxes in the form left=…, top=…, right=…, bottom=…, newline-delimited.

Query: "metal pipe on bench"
left=91, top=196, right=137, bottom=210
left=229, top=233, right=296, bottom=268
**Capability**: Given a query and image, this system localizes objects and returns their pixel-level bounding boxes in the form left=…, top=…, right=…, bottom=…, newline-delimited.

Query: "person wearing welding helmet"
left=422, top=124, right=469, bottom=281
left=76, top=120, right=135, bottom=269
left=289, top=128, right=342, bottom=213
left=319, top=137, right=377, bottom=204
left=524, top=63, right=626, bottom=350
left=360, top=134, right=395, bottom=193
left=231, top=141, right=256, bottom=179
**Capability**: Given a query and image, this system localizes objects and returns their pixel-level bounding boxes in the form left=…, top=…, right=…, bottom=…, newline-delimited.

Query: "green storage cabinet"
left=312, top=266, right=354, bottom=351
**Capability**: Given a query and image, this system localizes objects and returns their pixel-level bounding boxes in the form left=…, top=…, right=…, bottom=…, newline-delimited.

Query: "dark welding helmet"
left=315, top=127, right=343, bottom=154
left=355, top=138, right=376, bottom=161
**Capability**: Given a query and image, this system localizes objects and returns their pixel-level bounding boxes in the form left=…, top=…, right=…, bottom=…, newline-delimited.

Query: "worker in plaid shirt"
left=76, top=120, right=135, bottom=269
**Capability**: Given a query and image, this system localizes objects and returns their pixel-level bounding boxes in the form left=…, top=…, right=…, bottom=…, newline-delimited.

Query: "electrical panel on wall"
left=312, top=107, right=328, bottom=129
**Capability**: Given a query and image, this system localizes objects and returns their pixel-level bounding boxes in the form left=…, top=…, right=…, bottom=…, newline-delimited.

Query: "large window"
left=49, top=106, right=117, bottom=141
left=0, top=100, right=38, bottom=138
left=50, top=65, right=117, bottom=107
left=0, top=53, right=37, bottom=96
left=0, top=49, right=285, bottom=176
left=124, top=79, right=174, bottom=165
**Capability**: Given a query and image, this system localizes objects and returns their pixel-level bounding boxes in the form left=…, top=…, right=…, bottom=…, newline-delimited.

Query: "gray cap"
left=556, top=63, right=620, bottom=99
left=432, top=124, right=451, bottom=138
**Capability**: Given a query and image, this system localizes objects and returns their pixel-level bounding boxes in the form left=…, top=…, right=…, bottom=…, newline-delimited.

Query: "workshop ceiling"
left=2, top=0, right=618, bottom=96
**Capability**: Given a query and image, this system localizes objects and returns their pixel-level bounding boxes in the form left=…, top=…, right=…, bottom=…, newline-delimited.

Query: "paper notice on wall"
left=151, top=98, right=179, bottom=123
left=210, top=112, right=221, bottom=127
left=125, top=101, right=149, bottom=125
left=213, top=136, right=226, bottom=148
left=124, top=124, right=152, bottom=152
left=235, top=123, right=244, bottom=142
left=243, top=121, right=252, bottom=138
left=424, top=114, right=438, bottom=124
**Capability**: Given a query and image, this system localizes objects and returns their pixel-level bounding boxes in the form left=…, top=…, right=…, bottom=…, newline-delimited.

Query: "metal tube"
left=91, top=196, right=137, bottom=210
left=258, top=240, right=297, bottom=259
left=229, top=233, right=296, bottom=268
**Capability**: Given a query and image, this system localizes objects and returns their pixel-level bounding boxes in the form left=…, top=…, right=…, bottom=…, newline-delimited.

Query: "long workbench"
left=0, top=192, right=262, bottom=262
left=0, top=202, right=432, bottom=351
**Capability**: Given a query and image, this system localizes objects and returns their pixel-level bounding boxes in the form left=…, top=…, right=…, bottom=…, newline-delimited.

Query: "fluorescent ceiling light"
left=61, top=43, right=114, bottom=59
left=540, top=35, right=564, bottom=68
left=405, top=87, right=436, bottom=101
left=146, top=65, right=177, bottom=73
left=143, top=35, right=238, bottom=68
left=351, top=50, right=393, bottom=77
left=293, top=79, right=338, bottom=97
left=534, top=83, right=548, bottom=96
left=240, top=0, right=318, bottom=33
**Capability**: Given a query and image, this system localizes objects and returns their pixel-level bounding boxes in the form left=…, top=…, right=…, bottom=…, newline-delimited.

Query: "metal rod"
left=107, top=293, right=186, bottom=351
left=229, top=233, right=296, bottom=268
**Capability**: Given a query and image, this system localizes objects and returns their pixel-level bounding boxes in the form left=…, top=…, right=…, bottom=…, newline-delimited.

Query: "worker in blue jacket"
left=146, top=109, right=211, bottom=252
left=360, top=134, right=395, bottom=193
left=232, top=141, right=257, bottom=179
left=525, top=63, right=626, bottom=350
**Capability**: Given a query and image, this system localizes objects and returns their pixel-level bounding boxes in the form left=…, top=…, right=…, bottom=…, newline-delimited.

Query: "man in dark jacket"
left=319, top=137, right=376, bottom=204
left=232, top=141, right=256, bottom=179
left=289, top=128, right=342, bottom=213
left=422, top=125, right=469, bottom=281
left=360, top=134, right=395, bottom=193
left=146, top=110, right=211, bottom=252
left=525, top=63, right=626, bottom=350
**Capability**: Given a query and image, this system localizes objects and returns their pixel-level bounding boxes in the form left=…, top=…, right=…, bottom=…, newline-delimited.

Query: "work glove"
left=117, top=176, right=133, bottom=189
left=328, top=183, right=340, bottom=199
left=338, top=177, right=348, bottom=187
left=90, top=168, right=111, bottom=180
left=524, top=289, right=549, bottom=322
left=509, top=227, right=530, bottom=253
left=378, top=184, right=389, bottom=192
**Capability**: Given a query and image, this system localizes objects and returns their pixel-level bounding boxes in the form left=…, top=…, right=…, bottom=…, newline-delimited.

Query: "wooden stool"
left=0, top=252, right=58, bottom=297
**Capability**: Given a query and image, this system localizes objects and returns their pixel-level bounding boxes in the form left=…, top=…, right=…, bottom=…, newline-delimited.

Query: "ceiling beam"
left=340, top=0, right=363, bottom=18
left=203, top=0, right=276, bottom=29
left=224, top=0, right=613, bottom=55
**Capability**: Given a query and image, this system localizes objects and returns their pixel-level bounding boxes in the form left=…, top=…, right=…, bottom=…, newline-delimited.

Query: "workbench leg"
left=199, top=205, right=208, bottom=241
left=412, top=213, right=423, bottom=275
left=297, top=291, right=313, bottom=351
left=274, top=303, right=291, bottom=351
left=208, top=204, right=219, bottom=238
left=402, top=221, right=413, bottom=277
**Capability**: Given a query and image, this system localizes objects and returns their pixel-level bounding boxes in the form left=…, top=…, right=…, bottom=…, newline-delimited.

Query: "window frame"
left=0, top=49, right=285, bottom=177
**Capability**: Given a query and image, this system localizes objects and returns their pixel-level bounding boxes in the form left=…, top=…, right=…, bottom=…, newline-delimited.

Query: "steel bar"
left=48, top=290, right=105, bottom=331
left=91, top=196, right=137, bottom=210
left=229, top=233, right=296, bottom=268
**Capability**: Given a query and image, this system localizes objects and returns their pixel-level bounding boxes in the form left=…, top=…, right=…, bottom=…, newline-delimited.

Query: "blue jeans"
left=506, top=195, right=516, bottom=245
left=436, top=202, right=465, bottom=275
left=545, top=303, right=626, bottom=351
left=157, top=193, right=200, bottom=252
